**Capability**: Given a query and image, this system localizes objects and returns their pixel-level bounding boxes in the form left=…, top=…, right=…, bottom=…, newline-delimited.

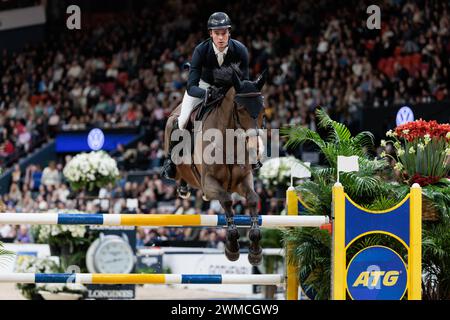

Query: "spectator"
left=174, top=199, right=197, bottom=215
left=8, top=183, right=22, bottom=204
left=41, top=161, right=61, bottom=188
left=11, top=164, right=22, bottom=187
left=16, top=226, right=31, bottom=243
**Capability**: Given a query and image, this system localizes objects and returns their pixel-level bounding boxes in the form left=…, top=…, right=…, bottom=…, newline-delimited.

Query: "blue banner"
left=56, top=132, right=137, bottom=152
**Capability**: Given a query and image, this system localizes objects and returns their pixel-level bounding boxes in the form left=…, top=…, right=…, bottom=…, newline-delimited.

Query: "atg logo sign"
left=346, top=246, right=407, bottom=300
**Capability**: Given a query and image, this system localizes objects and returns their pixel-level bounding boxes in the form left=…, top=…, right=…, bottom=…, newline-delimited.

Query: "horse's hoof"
left=248, top=253, right=263, bottom=266
left=225, top=247, right=240, bottom=261
left=248, top=244, right=262, bottom=266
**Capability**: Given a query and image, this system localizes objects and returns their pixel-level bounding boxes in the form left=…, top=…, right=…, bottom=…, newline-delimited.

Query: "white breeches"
left=178, top=79, right=211, bottom=129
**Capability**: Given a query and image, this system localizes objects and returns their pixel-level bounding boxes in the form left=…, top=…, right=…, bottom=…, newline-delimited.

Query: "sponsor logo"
left=396, top=106, right=414, bottom=126
left=346, top=246, right=407, bottom=300
left=87, top=128, right=105, bottom=151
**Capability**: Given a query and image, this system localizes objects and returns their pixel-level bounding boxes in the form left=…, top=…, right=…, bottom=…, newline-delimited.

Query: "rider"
left=162, top=12, right=256, bottom=180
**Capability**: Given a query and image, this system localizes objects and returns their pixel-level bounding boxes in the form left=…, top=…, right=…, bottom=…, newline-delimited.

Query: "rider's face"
left=210, top=29, right=230, bottom=50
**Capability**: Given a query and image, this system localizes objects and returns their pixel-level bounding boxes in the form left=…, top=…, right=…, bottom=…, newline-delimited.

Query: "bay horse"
left=164, top=70, right=266, bottom=265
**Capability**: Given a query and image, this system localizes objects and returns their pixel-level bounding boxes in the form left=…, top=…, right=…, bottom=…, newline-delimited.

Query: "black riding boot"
left=161, top=119, right=179, bottom=180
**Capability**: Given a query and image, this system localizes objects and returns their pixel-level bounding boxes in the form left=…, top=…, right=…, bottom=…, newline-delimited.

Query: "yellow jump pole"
left=409, top=183, right=422, bottom=300
left=286, top=186, right=299, bottom=300
left=331, top=182, right=346, bottom=300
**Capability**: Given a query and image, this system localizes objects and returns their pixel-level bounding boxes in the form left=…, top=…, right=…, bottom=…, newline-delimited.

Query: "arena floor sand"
left=0, top=283, right=250, bottom=300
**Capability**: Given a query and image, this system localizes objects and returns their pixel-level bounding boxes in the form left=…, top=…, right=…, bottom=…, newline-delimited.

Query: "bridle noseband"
left=232, top=93, right=266, bottom=163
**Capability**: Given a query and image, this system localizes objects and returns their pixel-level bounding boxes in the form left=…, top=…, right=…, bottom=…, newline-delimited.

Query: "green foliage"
left=282, top=109, right=375, bottom=168
left=422, top=179, right=450, bottom=219
left=421, top=179, right=450, bottom=299
left=282, top=108, right=404, bottom=213
left=261, top=229, right=284, bottom=276
left=384, top=133, right=449, bottom=179
left=281, top=108, right=411, bottom=299
left=347, top=234, right=408, bottom=261
left=138, top=267, right=159, bottom=274
left=282, top=228, right=331, bottom=300
left=422, top=218, right=450, bottom=300
left=0, top=241, right=15, bottom=267
left=261, top=228, right=283, bottom=248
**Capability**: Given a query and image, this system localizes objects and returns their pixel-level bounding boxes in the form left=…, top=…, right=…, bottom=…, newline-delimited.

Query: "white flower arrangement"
left=37, top=282, right=86, bottom=294
left=33, top=224, right=86, bottom=243
left=63, top=151, right=120, bottom=191
left=15, top=256, right=86, bottom=297
left=15, top=255, right=59, bottom=274
left=258, top=156, right=303, bottom=189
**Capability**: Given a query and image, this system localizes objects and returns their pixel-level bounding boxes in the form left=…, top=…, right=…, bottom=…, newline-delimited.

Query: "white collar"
left=212, top=41, right=228, bottom=55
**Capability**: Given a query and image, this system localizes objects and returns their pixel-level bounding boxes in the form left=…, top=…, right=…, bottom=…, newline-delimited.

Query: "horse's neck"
left=213, top=88, right=236, bottom=132
left=195, top=88, right=237, bottom=168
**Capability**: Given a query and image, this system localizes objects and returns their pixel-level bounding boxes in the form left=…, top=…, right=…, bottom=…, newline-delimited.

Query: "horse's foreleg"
left=239, top=175, right=262, bottom=266
left=203, top=174, right=240, bottom=261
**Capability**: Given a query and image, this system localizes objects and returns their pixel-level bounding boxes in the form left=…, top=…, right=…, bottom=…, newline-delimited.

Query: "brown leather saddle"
left=184, top=94, right=225, bottom=132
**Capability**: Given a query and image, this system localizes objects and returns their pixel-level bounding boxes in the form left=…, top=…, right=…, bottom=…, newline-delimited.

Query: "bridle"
left=232, top=92, right=266, bottom=163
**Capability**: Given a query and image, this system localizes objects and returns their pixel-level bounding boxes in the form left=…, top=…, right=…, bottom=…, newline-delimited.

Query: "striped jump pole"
left=0, top=213, right=329, bottom=228
left=0, top=273, right=284, bottom=285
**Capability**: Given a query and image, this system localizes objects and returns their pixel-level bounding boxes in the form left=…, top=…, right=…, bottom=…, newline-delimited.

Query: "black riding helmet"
left=207, top=12, right=232, bottom=30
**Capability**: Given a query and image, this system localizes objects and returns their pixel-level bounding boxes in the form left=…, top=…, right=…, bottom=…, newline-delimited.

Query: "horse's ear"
left=232, top=69, right=243, bottom=92
left=255, top=69, right=267, bottom=90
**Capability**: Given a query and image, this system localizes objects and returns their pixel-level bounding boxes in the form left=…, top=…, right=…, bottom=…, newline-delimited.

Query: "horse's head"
left=231, top=69, right=266, bottom=131
left=231, top=70, right=267, bottom=163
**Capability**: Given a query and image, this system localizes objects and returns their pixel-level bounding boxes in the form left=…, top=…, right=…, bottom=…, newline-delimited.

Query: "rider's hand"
left=206, top=86, right=222, bottom=102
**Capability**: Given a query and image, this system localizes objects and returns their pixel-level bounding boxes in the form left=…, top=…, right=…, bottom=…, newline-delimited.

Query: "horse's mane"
left=212, top=63, right=242, bottom=87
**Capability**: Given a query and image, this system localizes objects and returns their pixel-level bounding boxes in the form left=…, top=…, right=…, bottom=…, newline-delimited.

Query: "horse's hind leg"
left=239, top=176, right=262, bottom=266
left=203, top=175, right=240, bottom=261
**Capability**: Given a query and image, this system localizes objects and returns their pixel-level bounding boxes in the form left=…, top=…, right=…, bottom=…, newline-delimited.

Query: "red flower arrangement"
left=383, top=119, right=450, bottom=186
left=409, top=173, right=442, bottom=187
left=395, top=119, right=450, bottom=142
